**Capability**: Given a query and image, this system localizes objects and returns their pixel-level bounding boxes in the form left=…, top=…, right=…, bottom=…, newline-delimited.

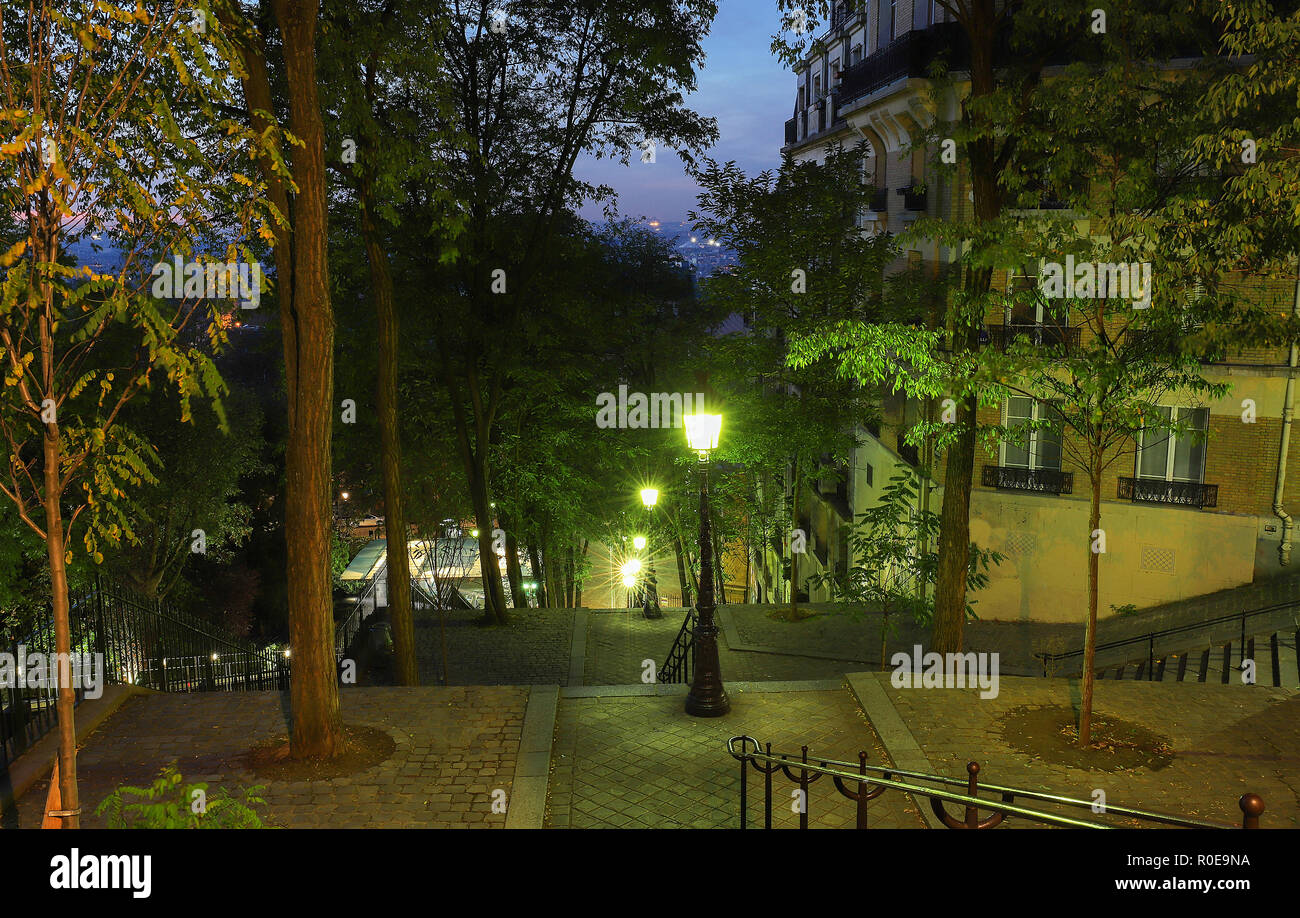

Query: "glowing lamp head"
left=632, top=535, right=647, bottom=551
left=683, top=413, right=722, bottom=455
left=640, top=487, right=659, bottom=508
left=622, top=574, right=637, bottom=588
left=620, top=558, right=642, bottom=578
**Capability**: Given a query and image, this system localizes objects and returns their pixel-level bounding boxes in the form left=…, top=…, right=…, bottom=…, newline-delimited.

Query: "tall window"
left=1137, top=407, right=1208, bottom=483
left=851, top=42, right=863, bottom=64
left=1002, top=397, right=1063, bottom=471
left=890, top=0, right=898, bottom=40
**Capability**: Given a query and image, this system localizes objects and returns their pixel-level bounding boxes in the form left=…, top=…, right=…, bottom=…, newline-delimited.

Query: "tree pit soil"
left=997, top=704, right=1175, bottom=774
left=240, top=724, right=396, bottom=782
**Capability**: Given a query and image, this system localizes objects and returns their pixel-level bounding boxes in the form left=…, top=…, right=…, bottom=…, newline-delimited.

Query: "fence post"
left=1239, top=793, right=1264, bottom=829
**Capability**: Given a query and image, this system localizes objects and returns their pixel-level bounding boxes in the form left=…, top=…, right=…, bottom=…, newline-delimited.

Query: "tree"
left=691, top=146, right=889, bottom=612
left=219, top=0, right=343, bottom=757
left=418, top=0, right=717, bottom=624
left=0, top=0, right=269, bottom=821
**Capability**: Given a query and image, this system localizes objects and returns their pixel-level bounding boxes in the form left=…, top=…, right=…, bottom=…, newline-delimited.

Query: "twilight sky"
left=575, top=0, right=794, bottom=226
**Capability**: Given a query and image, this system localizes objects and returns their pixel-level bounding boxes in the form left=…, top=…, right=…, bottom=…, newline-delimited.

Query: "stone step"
left=1096, top=630, right=1299, bottom=687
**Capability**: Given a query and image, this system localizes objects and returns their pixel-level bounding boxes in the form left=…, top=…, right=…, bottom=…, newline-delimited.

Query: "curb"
left=504, top=684, right=559, bottom=829
left=845, top=671, right=945, bottom=829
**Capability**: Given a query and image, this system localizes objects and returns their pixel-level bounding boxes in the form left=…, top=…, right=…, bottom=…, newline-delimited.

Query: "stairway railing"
left=1037, top=599, right=1300, bottom=686
left=658, top=609, right=697, bottom=684
left=727, top=736, right=1264, bottom=829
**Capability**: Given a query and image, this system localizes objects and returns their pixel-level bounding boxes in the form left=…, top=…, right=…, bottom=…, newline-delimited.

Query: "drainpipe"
left=1272, top=259, right=1300, bottom=564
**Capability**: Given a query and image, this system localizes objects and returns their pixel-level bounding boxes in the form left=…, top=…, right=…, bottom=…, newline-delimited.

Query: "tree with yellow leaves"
left=0, top=0, right=274, bottom=824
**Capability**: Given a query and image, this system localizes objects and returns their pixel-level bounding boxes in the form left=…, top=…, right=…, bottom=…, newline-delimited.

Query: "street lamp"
left=682, top=413, right=729, bottom=717
left=638, top=488, right=664, bottom=619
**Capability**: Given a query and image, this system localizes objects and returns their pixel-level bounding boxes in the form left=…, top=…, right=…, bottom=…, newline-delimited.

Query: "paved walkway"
left=546, top=683, right=925, bottom=829
left=414, top=606, right=574, bottom=686
left=870, top=674, right=1300, bottom=828
left=10, top=687, right=527, bottom=829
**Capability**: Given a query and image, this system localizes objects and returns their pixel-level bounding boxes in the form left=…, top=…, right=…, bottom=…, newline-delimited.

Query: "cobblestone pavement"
left=546, top=687, right=926, bottom=829
left=415, top=606, right=573, bottom=686
left=884, top=675, right=1300, bottom=828
left=11, top=687, right=527, bottom=829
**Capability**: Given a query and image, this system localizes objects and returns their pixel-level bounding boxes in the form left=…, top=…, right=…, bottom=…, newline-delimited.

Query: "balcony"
left=785, top=117, right=797, bottom=145
left=898, top=442, right=920, bottom=467
left=983, top=323, right=1081, bottom=351
left=837, top=23, right=964, bottom=107
left=897, top=183, right=927, bottom=212
left=983, top=465, right=1073, bottom=495
left=1118, top=477, right=1218, bottom=509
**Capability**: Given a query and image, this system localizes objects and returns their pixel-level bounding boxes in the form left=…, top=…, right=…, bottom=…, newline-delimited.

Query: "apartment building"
left=750, top=1, right=1300, bottom=624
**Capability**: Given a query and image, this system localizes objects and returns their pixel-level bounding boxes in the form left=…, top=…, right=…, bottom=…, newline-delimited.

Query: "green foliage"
left=808, top=467, right=1000, bottom=626
left=95, top=762, right=269, bottom=829
left=1110, top=603, right=1140, bottom=618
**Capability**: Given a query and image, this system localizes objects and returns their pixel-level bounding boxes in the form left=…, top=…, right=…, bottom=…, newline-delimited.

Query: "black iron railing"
left=658, top=609, right=697, bottom=684
left=837, top=23, right=964, bottom=105
left=868, top=187, right=888, bottom=213
left=982, top=464, right=1073, bottom=495
left=1037, top=598, right=1299, bottom=686
left=727, top=737, right=1264, bottom=829
left=334, top=563, right=384, bottom=662
left=984, top=323, right=1081, bottom=351
left=2, top=577, right=286, bottom=778
left=1118, top=476, right=1218, bottom=508
left=897, top=183, right=926, bottom=212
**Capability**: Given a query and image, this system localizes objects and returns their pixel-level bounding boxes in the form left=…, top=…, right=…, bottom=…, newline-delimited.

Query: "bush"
left=95, top=762, right=269, bottom=828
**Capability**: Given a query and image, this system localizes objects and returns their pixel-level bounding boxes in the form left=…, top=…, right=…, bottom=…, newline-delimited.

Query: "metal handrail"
left=1037, top=598, right=1299, bottom=668
left=727, top=736, right=1263, bottom=829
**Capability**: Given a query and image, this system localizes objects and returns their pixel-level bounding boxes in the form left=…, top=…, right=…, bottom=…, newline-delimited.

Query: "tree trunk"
left=360, top=170, right=417, bottom=686
left=1079, top=462, right=1103, bottom=747
left=528, top=540, right=546, bottom=607
left=930, top=392, right=978, bottom=654
left=574, top=539, right=588, bottom=607
left=468, top=459, right=507, bottom=624
left=564, top=544, right=575, bottom=608
left=274, top=0, right=342, bottom=758
left=41, top=429, right=79, bottom=827
left=500, top=512, right=526, bottom=608
left=673, top=533, right=691, bottom=608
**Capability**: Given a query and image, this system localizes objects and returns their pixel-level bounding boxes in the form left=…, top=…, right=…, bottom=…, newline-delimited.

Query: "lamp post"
left=638, top=488, right=664, bottom=619
left=683, top=413, right=729, bottom=717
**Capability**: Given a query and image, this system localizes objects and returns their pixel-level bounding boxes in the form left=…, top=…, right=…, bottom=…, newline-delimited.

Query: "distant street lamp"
left=638, top=488, right=663, bottom=619
left=682, top=413, right=729, bottom=717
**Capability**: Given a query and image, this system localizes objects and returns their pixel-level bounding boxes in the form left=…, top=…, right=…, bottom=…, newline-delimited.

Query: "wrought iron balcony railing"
left=837, top=23, right=964, bottom=106
left=983, top=323, right=1081, bottom=351
left=982, top=464, right=1073, bottom=495
left=897, top=183, right=926, bottom=212
left=1118, top=476, right=1218, bottom=508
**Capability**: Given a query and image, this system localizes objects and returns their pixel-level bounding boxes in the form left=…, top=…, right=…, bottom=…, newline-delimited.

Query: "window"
left=1001, top=398, right=1063, bottom=471
left=890, top=0, right=898, bottom=40
left=1006, top=265, right=1067, bottom=332
left=1136, top=407, right=1208, bottom=483
left=851, top=43, right=863, bottom=64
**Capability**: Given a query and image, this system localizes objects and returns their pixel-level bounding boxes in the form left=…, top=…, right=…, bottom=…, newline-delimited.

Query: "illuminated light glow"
left=620, top=558, right=642, bottom=579
left=341, top=491, right=350, bottom=500
left=683, top=413, right=722, bottom=452
left=211, top=653, right=219, bottom=661
left=471, top=529, right=479, bottom=538
left=633, top=535, right=647, bottom=551
left=622, top=575, right=637, bottom=588
left=640, top=487, right=659, bottom=508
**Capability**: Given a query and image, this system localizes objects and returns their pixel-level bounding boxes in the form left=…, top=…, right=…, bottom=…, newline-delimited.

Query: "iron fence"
left=2, top=577, right=285, bottom=777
